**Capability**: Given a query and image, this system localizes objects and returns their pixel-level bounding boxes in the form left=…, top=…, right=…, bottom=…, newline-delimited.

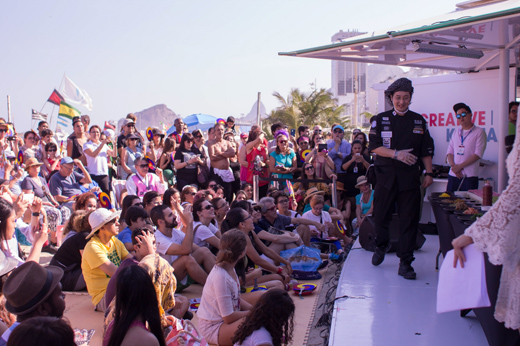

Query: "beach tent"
left=279, top=0, right=520, bottom=191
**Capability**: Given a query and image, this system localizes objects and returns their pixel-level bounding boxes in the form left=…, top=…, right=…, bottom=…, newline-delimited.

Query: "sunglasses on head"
left=456, top=112, right=469, bottom=119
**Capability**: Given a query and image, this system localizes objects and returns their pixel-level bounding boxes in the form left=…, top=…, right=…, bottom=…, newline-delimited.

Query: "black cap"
left=453, top=103, right=472, bottom=114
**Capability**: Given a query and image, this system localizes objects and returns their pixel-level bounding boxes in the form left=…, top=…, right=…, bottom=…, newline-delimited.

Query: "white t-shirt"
left=301, top=210, right=332, bottom=237
left=446, top=125, right=487, bottom=178
left=234, top=327, right=273, bottom=346
left=192, top=221, right=219, bottom=248
left=198, top=265, right=240, bottom=322
left=155, top=228, right=185, bottom=264
left=83, top=141, right=108, bottom=175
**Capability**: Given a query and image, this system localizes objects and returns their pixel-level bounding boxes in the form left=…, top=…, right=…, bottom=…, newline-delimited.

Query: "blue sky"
left=1, top=0, right=459, bottom=132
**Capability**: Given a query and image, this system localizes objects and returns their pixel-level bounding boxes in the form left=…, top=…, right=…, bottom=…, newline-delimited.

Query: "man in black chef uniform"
left=368, top=78, right=435, bottom=280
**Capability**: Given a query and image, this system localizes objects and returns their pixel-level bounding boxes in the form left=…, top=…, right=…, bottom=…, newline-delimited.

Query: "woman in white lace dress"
left=452, top=119, right=520, bottom=330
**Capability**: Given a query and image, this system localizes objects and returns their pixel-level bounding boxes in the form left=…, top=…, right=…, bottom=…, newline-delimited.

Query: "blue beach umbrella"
left=166, top=113, right=217, bottom=135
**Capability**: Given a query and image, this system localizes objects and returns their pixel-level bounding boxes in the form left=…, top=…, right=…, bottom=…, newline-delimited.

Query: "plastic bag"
left=280, top=245, right=322, bottom=272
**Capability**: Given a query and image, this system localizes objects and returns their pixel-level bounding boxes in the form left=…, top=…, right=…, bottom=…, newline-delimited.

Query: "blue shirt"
left=356, top=190, right=374, bottom=215
left=327, top=139, right=351, bottom=174
left=117, top=227, right=133, bottom=244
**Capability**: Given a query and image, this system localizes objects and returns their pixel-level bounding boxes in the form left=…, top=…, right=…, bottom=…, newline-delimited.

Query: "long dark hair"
left=162, top=187, right=179, bottom=208
left=7, top=316, right=75, bottom=346
left=179, top=133, right=194, bottom=151
left=0, top=199, right=14, bottom=250
left=220, top=208, right=248, bottom=234
left=302, top=162, right=316, bottom=190
left=106, top=266, right=166, bottom=346
left=232, top=289, right=295, bottom=346
left=121, top=195, right=140, bottom=222
left=216, top=229, right=247, bottom=265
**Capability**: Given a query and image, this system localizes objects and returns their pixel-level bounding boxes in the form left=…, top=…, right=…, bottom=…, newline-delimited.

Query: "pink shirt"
left=447, top=125, right=487, bottom=178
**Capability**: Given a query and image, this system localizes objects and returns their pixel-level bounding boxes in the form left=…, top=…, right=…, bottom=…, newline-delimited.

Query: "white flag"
left=60, top=75, right=93, bottom=111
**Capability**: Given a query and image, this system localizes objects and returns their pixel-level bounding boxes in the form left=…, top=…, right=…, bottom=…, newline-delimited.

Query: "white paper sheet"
left=437, top=244, right=491, bottom=313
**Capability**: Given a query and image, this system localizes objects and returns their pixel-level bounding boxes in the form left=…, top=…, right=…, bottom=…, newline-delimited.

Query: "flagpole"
left=7, top=95, right=11, bottom=123
left=52, top=74, right=66, bottom=132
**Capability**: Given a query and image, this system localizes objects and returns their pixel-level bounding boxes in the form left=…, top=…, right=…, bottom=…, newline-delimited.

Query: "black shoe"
left=42, top=243, right=58, bottom=255
left=398, top=262, right=417, bottom=280
left=371, top=246, right=388, bottom=266
left=317, top=260, right=329, bottom=269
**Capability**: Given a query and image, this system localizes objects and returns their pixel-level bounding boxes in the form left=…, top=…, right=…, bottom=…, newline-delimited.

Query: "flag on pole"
left=58, top=101, right=80, bottom=120
left=104, top=121, right=115, bottom=130
left=60, top=75, right=93, bottom=111
left=31, top=109, right=48, bottom=121
left=47, top=89, right=64, bottom=106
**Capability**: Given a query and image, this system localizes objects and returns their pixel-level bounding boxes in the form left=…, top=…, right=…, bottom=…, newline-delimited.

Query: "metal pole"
left=331, top=176, right=338, bottom=208
left=253, top=175, right=259, bottom=203
left=6, top=95, right=11, bottom=123
left=498, top=20, right=509, bottom=192
left=256, top=92, right=261, bottom=126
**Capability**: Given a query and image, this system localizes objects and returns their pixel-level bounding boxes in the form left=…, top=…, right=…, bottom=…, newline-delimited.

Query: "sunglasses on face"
left=189, top=192, right=196, bottom=196
left=300, top=141, right=308, bottom=145
left=209, top=184, right=216, bottom=188
left=456, top=112, right=469, bottom=119
left=278, top=199, right=289, bottom=204
left=203, top=204, right=214, bottom=210
left=0, top=129, right=7, bottom=133
left=138, top=164, right=149, bottom=168
left=278, top=140, right=287, bottom=144
left=129, top=138, right=138, bottom=141
left=305, top=166, right=314, bottom=170
left=334, top=129, right=343, bottom=134
left=267, top=206, right=277, bottom=212
left=47, top=149, right=57, bottom=152
left=253, top=207, right=261, bottom=212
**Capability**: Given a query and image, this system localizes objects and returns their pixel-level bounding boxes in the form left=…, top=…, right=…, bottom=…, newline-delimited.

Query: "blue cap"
left=60, top=157, right=74, bottom=165
left=332, top=125, right=344, bottom=132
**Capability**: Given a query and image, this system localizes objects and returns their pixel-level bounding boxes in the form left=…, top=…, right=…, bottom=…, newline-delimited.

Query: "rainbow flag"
left=336, top=221, right=346, bottom=236
left=286, top=179, right=295, bottom=198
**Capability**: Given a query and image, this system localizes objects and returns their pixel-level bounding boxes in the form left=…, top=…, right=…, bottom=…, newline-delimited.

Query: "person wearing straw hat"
left=0, top=261, right=65, bottom=345
left=352, top=176, right=374, bottom=237
left=81, top=209, right=132, bottom=311
left=21, top=158, right=70, bottom=254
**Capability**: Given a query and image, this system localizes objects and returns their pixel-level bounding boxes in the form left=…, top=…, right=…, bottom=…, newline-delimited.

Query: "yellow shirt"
left=81, top=235, right=129, bottom=305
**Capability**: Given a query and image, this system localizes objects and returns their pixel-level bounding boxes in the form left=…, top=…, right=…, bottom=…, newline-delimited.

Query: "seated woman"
left=352, top=176, right=374, bottom=236
left=234, top=190, right=248, bottom=202
left=73, top=192, right=98, bottom=212
left=192, top=198, right=221, bottom=249
left=293, top=163, right=331, bottom=213
left=118, top=195, right=140, bottom=229
left=197, top=230, right=252, bottom=346
left=211, top=197, right=229, bottom=231
left=241, top=182, right=254, bottom=201
left=142, top=191, right=162, bottom=216
left=7, top=317, right=75, bottom=346
left=0, top=196, right=49, bottom=265
left=103, top=266, right=166, bottom=346
left=232, top=289, right=295, bottom=346
left=21, top=158, right=70, bottom=249
left=42, top=142, right=62, bottom=181
left=81, top=209, right=133, bottom=312
left=50, top=211, right=91, bottom=291
left=180, top=185, right=197, bottom=208
left=301, top=194, right=352, bottom=260
left=222, top=208, right=290, bottom=289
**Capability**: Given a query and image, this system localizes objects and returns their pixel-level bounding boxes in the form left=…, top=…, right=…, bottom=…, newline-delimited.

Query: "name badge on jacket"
left=381, top=131, right=392, bottom=148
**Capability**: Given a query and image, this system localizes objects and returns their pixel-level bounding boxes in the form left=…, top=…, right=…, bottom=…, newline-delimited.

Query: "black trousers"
left=210, top=168, right=234, bottom=203
left=373, top=184, right=421, bottom=263
left=91, top=174, right=110, bottom=195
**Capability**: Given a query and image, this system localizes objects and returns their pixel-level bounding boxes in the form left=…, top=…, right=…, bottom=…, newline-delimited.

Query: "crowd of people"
left=0, top=76, right=515, bottom=345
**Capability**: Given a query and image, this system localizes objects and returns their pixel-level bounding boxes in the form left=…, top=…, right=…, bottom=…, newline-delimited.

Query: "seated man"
left=48, top=157, right=95, bottom=208
left=117, top=206, right=149, bottom=252
left=151, top=204, right=216, bottom=292
left=0, top=262, right=66, bottom=346
left=257, top=196, right=325, bottom=247
left=125, top=157, right=168, bottom=199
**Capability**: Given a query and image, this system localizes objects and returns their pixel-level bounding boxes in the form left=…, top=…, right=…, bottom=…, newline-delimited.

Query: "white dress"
left=464, top=120, right=520, bottom=329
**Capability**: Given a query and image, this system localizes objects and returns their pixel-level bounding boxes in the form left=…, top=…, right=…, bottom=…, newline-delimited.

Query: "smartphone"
left=22, top=194, right=35, bottom=204
left=318, top=143, right=327, bottom=152
left=290, top=128, right=296, bottom=137
left=356, top=153, right=360, bottom=156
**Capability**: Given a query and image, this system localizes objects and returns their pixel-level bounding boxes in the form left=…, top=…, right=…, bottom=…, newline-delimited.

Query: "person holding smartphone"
left=174, top=133, right=204, bottom=191
left=305, top=136, right=335, bottom=179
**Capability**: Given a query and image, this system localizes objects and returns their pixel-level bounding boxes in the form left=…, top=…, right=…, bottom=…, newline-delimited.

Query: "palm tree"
left=265, top=88, right=346, bottom=136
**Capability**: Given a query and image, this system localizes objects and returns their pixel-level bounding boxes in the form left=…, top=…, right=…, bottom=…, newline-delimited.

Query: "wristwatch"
left=32, top=212, right=40, bottom=217
left=424, top=172, right=434, bottom=177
